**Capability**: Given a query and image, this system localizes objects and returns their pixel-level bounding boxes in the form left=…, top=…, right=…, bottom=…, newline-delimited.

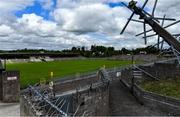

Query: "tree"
left=81, top=46, right=85, bottom=52
left=121, top=48, right=130, bottom=54
left=71, top=47, right=77, bottom=52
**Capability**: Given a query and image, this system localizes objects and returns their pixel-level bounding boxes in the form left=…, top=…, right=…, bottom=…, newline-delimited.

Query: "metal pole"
left=51, top=98, right=65, bottom=116
left=4, top=59, right=6, bottom=70
left=131, top=55, right=134, bottom=65
left=131, top=73, right=135, bottom=93
left=131, top=55, right=134, bottom=93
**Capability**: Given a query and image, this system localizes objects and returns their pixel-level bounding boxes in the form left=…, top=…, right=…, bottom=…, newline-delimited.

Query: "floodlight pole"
left=128, top=2, right=180, bottom=52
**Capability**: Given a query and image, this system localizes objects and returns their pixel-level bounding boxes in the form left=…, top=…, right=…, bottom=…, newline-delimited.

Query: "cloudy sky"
left=0, top=0, right=180, bottom=50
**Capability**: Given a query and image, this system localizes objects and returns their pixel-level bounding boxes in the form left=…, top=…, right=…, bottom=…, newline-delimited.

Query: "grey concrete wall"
left=111, top=54, right=165, bottom=62
left=120, top=62, right=180, bottom=116
left=139, top=62, right=180, bottom=80
left=133, top=85, right=180, bottom=115
left=72, top=85, right=109, bottom=116
left=2, top=71, right=20, bottom=102
left=20, top=59, right=180, bottom=116
left=0, top=71, right=2, bottom=100
left=54, top=74, right=98, bottom=94
left=121, top=68, right=132, bottom=86
left=20, top=83, right=110, bottom=116
left=54, top=72, right=110, bottom=116
left=20, top=96, right=33, bottom=116
left=120, top=62, right=180, bottom=85
left=20, top=69, right=110, bottom=116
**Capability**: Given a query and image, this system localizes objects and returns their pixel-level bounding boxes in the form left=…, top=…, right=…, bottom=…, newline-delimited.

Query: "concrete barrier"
left=0, top=71, right=20, bottom=102
left=21, top=68, right=110, bottom=116
left=54, top=74, right=98, bottom=94
left=133, top=85, right=180, bottom=115
left=120, top=61, right=180, bottom=116
left=20, top=59, right=180, bottom=116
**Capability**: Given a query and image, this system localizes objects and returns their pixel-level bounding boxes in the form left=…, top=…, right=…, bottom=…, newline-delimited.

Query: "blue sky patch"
left=108, top=2, right=124, bottom=8
left=107, top=1, right=151, bottom=14
left=15, top=0, right=57, bottom=20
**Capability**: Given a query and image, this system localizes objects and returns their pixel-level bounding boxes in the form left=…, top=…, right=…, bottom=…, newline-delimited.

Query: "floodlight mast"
left=121, top=0, right=180, bottom=52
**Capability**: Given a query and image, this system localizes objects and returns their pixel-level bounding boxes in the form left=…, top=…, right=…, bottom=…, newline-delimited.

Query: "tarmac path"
left=109, top=80, right=167, bottom=116
left=0, top=102, right=20, bottom=116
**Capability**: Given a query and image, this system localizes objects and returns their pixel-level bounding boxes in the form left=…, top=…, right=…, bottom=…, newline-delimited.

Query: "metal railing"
left=133, top=65, right=159, bottom=80
left=26, top=85, right=69, bottom=116
left=22, top=67, right=111, bottom=117
left=171, top=45, right=180, bottom=65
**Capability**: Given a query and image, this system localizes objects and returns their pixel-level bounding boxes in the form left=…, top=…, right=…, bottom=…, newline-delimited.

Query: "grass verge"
left=141, top=78, right=180, bottom=99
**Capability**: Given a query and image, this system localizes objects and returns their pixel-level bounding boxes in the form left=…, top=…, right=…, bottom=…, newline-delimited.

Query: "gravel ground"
left=0, top=102, right=20, bottom=116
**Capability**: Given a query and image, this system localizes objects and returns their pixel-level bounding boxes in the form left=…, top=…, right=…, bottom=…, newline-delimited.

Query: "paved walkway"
left=109, top=80, right=166, bottom=116
left=0, top=102, right=20, bottom=116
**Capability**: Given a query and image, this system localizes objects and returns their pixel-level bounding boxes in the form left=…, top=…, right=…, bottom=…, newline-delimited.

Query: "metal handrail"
left=29, top=85, right=68, bottom=116
left=171, top=45, right=180, bottom=64
left=134, top=65, right=159, bottom=80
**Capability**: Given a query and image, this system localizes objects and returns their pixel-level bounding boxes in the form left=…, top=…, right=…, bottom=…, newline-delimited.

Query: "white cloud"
left=0, top=0, right=34, bottom=13
left=0, top=13, right=95, bottom=50
left=0, top=0, right=180, bottom=50
left=53, top=2, right=136, bottom=35
left=16, top=13, right=58, bottom=36
left=54, top=4, right=121, bottom=33
left=0, top=24, right=14, bottom=36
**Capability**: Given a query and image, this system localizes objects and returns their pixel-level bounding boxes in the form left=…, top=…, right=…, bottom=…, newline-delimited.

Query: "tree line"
left=63, top=45, right=160, bottom=57
left=0, top=45, right=160, bottom=57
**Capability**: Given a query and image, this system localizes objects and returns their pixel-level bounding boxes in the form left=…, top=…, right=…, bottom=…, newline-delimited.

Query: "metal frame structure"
left=22, top=68, right=110, bottom=117
left=171, top=45, right=180, bottom=64
left=120, top=0, right=180, bottom=64
left=25, top=85, right=70, bottom=116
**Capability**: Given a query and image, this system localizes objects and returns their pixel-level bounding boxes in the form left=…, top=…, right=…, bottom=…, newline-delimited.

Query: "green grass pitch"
left=7, top=59, right=133, bottom=88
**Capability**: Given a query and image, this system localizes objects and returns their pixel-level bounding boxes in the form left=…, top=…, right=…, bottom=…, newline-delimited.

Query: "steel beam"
left=29, top=85, right=68, bottom=116
left=132, top=5, right=180, bottom=52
